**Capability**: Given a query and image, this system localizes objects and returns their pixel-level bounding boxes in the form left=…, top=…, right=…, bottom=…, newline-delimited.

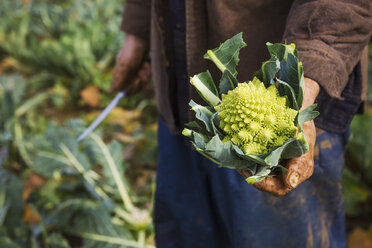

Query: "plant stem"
left=207, top=50, right=226, bottom=73
left=89, top=133, right=134, bottom=211
left=138, top=230, right=146, bottom=248
left=77, top=232, right=155, bottom=248
left=14, top=120, right=32, bottom=166
left=59, top=144, right=108, bottom=200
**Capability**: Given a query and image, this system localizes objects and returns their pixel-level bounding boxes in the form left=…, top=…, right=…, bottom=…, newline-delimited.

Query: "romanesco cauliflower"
left=183, top=33, right=319, bottom=183
left=215, top=77, right=298, bottom=155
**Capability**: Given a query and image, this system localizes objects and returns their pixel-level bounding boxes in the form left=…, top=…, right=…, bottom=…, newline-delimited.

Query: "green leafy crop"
left=183, top=33, right=319, bottom=183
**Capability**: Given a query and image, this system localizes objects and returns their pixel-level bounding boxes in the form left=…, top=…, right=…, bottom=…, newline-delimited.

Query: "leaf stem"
left=138, top=230, right=146, bottom=248
left=89, top=133, right=134, bottom=211
left=77, top=232, right=155, bottom=248
left=14, top=121, right=32, bottom=166
left=15, top=92, right=49, bottom=117
left=190, top=75, right=221, bottom=106
left=207, top=50, right=226, bottom=73
left=59, top=144, right=108, bottom=200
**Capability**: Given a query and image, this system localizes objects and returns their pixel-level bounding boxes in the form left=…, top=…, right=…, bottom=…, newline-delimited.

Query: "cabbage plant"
left=183, top=33, right=319, bottom=183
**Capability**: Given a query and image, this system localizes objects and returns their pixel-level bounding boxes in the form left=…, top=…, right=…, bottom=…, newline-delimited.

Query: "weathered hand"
left=239, top=119, right=316, bottom=196
left=110, top=34, right=151, bottom=95
left=238, top=78, right=320, bottom=196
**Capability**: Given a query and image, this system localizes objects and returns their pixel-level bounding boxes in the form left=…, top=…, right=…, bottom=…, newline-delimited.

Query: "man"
left=111, top=0, right=372, bottom=247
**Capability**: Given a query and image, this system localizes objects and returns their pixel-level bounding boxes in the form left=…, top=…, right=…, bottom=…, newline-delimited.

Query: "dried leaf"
left=22, top=205, right=39, bottom=225
left=347, top=228, right=372, bottom=248
left=80, top=85, right=101, bottom=107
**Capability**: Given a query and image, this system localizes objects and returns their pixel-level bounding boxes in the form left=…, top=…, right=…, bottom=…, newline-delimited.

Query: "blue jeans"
left=154, top=120, right=349, bottom=248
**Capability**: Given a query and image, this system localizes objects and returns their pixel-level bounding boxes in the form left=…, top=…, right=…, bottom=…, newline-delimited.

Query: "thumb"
left=283, top=114, right=317, bottom=189
left=283, top=153, right=314, bottom=189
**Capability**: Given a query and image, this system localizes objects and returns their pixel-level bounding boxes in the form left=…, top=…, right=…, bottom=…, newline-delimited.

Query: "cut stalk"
left=191, top=75, right=221, bottom=106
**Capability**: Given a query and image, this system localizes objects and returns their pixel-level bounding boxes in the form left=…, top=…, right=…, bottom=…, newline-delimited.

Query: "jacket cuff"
left=120, top=0, right=151, bottom=41
left=291, top=39, right=348, bottom=99
left=282, top=0, right=372, bottom=99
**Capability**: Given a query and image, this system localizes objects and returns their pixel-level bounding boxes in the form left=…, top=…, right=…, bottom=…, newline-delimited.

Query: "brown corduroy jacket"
left=121, top=0, right=372, bottom=134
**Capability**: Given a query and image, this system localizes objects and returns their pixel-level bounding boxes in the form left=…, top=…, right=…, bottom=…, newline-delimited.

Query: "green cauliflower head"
left=215, top=77, right=298, bottom=155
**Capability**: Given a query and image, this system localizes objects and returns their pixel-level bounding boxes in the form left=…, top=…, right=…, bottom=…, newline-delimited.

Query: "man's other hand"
left=110, top=34, right=151, bottom=95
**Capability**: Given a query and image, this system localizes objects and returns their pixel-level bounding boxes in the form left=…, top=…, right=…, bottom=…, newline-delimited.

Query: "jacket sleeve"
left=120, top=0, right=151, bottom=41
left=283, top=0, right=372, bottom=99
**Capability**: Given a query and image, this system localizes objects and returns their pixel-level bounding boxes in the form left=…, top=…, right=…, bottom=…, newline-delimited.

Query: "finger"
left=126, top=77, right=142, bottom=96
left=128, top=62, right=151, bottom=95
left=283, top=154, right=314, bottom=189
left=253, top=176, right=292, bottom=197
left=237, top=169, right=292, bottom=196
left=111, top=51, right=138, bottom=93
left=111, top=63, right=128, bottom=93
left=282, top=120, right=316, bottom=189
left=137, top=63, right=151, bottom=86
left=112, top=60, right=151, bottom=94
left=139, top=62, right=151, bottom=82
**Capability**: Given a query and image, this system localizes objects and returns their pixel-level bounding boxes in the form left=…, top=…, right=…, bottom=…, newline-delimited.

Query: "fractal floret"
left=182, top=33, right=319, bottom=183
left=216, top=78, right=298, bottom=155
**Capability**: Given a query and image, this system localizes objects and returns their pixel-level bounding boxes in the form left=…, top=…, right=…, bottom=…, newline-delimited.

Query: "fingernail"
left=288, top=171, right=300, bottom=188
